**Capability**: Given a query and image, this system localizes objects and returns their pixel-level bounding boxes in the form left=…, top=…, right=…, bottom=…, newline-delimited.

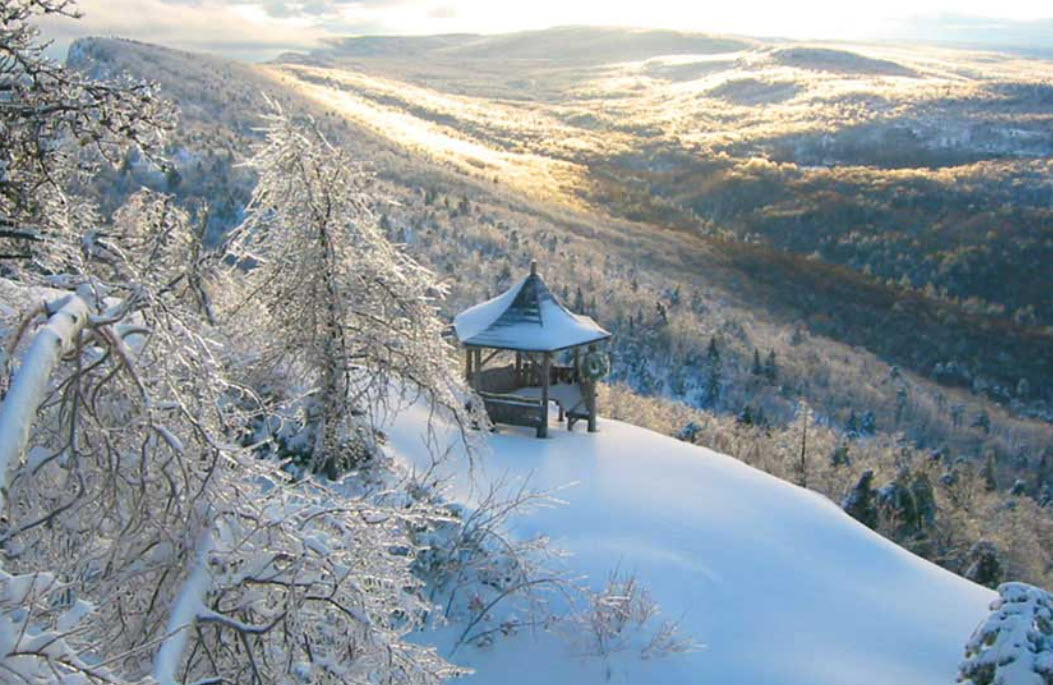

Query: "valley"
left=66, top=28, right=1053, bottom=590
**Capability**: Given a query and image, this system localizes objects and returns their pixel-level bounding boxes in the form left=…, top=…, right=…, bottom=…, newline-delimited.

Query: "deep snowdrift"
left=387, top=407, right=994, bottom=685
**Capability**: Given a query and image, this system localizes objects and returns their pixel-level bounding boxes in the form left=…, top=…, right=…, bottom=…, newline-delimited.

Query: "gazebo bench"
left=477, top=391, right=547, bottom=437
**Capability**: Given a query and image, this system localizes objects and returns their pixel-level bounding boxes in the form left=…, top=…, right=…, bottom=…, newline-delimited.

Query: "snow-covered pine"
left=229, top=105, right=484, bottom=477
left=958, top=582, right=1053, bottom=685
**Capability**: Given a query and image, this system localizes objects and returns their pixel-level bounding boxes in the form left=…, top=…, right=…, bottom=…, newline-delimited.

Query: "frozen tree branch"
left=0, top=285, right=90, bottom=511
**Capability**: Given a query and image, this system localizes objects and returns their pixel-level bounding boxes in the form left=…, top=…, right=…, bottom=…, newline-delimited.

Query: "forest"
left=3, top=7, right=1053, bottom=683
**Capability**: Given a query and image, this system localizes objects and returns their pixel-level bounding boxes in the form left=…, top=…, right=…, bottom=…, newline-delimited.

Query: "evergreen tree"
left=845, top=409, right=859, bottom=438
left=842, top=470, right=878, bottom=530
left=981, top=453, right=998, bottom=493
left=910, top=472, right=936, bottom=529
left=675, top=421, right=702, bottom=444
left=655, top=300, right=668, bottom=324
left=751, top=348, right=762, bottom=376
left=959, top=582, right=1053, bottom=683
left=164, top=164, right=182, bottom=192
left=877, top=469, right=920, bottom=539
left=1036, top=449, right=1053, bottom=495
left=963, top=541, right=1004, bottom=589
left=763, top=349, right=778, bottom=382
left=894, top=386, right=909, bottom=426
left=704, top=337, right=721, bottom=407
left=829, top=443, right=851, bottom=467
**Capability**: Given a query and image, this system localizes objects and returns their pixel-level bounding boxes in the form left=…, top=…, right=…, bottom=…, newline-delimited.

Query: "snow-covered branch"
left=154, top=527, right=215, bottom=685
left=0, top=287, right=90, bottom=511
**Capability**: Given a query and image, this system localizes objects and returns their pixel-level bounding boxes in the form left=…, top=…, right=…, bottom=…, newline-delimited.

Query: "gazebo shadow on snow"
left=454, top=261, right=611, bottom=438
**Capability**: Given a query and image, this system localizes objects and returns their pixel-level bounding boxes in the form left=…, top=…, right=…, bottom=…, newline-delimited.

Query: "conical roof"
left=454, top=264, right=611, bottom=352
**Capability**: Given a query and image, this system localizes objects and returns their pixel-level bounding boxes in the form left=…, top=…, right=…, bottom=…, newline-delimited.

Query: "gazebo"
left=454, top=261, right=611, bottom=437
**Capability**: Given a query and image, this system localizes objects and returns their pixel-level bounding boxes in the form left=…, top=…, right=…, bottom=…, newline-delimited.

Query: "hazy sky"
left=39, top=0, right=1053, bottom=61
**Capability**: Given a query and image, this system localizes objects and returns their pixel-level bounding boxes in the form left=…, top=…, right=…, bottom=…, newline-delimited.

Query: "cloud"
left=39, top=0, right=335, bottom=60
left=37, top=0, right=1053, bottom=63
left=39, top=0, right=455, bottom=60
left=427, top=4, right=457, bottom=19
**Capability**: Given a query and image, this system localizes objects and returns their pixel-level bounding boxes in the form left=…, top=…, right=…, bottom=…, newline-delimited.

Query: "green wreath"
left=583, top=350, right=609, bottom=380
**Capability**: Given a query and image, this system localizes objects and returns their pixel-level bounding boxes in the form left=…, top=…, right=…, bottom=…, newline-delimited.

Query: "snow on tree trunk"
left=0, top=288, right=90, bottom=511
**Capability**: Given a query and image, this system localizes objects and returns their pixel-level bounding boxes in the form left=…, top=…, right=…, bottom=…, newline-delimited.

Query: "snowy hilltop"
left=388, top=405, right=994, bottom=684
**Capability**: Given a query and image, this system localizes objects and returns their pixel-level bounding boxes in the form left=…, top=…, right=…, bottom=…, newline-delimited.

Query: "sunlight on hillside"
left=265, top=64, right=596, bottom=208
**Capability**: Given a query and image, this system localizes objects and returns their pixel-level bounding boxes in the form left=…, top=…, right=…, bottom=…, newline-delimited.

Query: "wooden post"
left=465, top=348, right=473, bottom=383
left=515, top=351, right=522, bottom=385
left=587, top=379, right=598, bottom=433
left=539, top=351, right=551, bottom=438
left=587, top=344, right=598, bottom=433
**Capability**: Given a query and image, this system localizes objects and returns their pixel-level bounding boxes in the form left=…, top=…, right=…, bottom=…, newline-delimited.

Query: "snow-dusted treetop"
left=454, top=261, right=611, bottom=352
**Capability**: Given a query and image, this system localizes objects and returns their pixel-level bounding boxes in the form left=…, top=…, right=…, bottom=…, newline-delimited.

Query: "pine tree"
left=910, top=472, right=936, bottom=529
left=704, top=337, right=721, bottom=407
left=963, top=541, right=1004, bottom=589
left=763, top=349, right=777, bottom=382
left=959, top=582, right=1053, bottom=683
left=842, top=470, right=878, bottom=530
left=751, top=348, right=762, bottom=376
left=877, top=469, right=920, bottom=539
left=845, top=409, right=859, bottom=438
left=829, top=443, right=851, bottom=467
left=981, top=453, right=998, bottom=493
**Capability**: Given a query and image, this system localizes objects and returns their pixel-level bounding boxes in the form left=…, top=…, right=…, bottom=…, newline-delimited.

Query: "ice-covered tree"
left=229, top=106, right=482, bottom=477
left=0, top=0, right=172, bottom=273
left=0, top=7, right=473, bottom=682
left=959, top=582, right=1053, bottom=685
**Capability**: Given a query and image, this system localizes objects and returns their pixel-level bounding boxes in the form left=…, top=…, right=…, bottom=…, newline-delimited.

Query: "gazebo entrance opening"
left=454, top=261, right=611, bottom=438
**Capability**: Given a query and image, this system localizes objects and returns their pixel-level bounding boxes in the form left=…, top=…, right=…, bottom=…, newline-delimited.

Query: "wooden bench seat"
left=478, top=391, right=547, bottom=437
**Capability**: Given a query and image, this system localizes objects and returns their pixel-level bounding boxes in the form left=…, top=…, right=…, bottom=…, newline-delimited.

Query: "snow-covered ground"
left=387, top=406, right=994, bottom=685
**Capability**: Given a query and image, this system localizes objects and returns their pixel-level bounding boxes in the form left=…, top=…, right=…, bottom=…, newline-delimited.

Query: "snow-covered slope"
left=387, top=408, right=994, bottom=685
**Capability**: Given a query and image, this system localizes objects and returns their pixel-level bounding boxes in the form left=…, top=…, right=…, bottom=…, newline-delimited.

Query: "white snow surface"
left=387, top=405, right=994, bottom=685
left=453, top=275, right=609, bottom=352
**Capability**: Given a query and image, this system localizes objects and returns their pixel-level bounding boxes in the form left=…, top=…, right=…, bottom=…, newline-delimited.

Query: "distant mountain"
left=289, top=26, right=754, bottom=66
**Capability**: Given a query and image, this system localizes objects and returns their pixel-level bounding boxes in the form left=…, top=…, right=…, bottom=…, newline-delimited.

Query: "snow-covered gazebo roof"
left=454, top=262, right=611, bottom=352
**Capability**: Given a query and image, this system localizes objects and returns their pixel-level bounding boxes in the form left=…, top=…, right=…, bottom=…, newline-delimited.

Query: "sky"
left=38, top=0, right=1053, bottom=61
